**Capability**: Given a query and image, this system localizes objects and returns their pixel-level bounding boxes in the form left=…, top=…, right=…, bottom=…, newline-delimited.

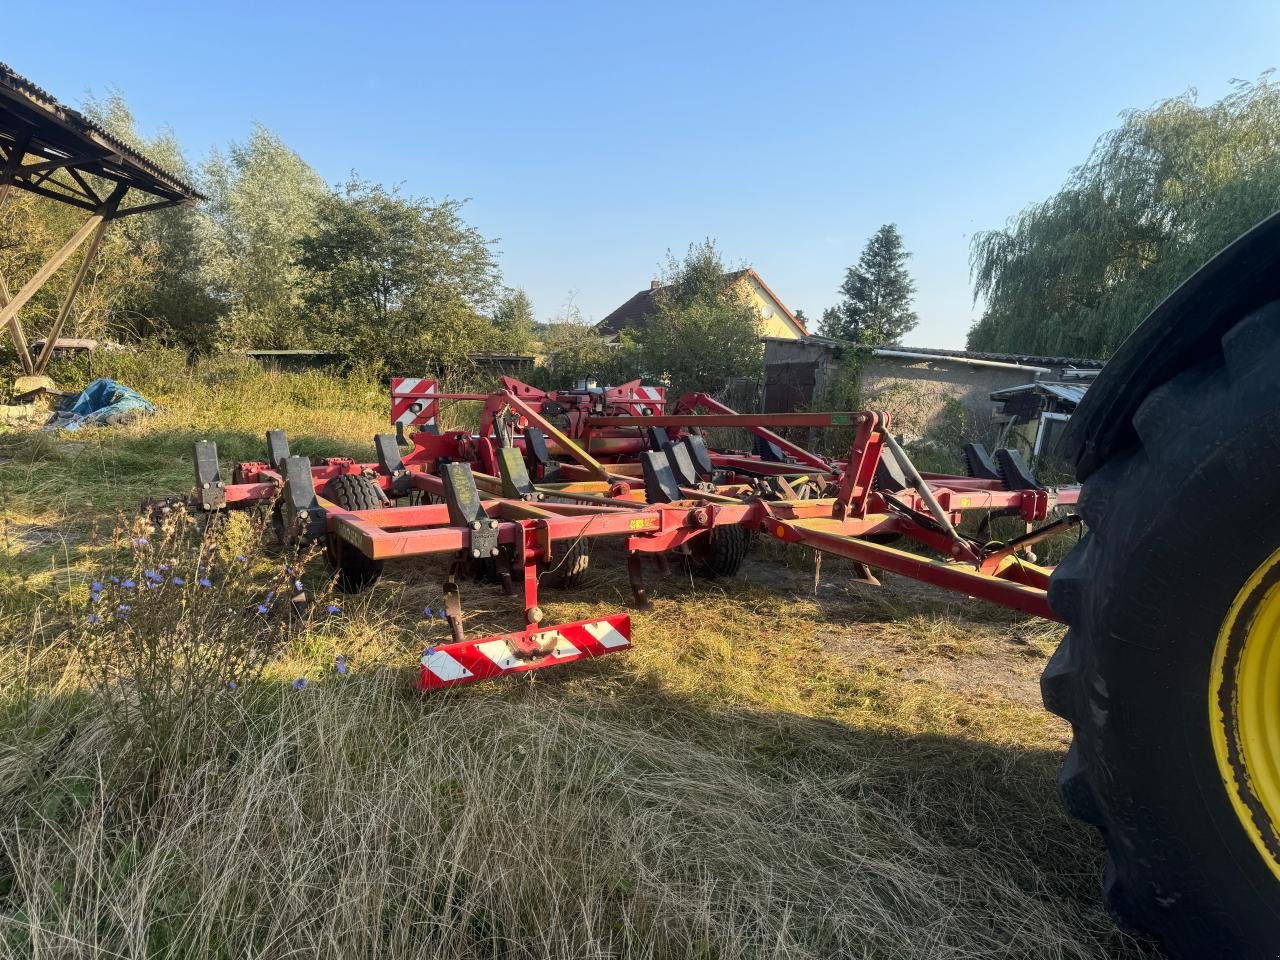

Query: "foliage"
left=199, top=124, right=329, bottom=348
left=632, top=240, right=763, bottom=396
left=0, top=358, right=1155, bottom=960
left=969, top=76, right=1280, bottom=358
left=533, top=296, right=637, bottom=387
left=492, top=288, right=537, bottom=354
left=68, top=507, right=329, bottom=753
left=0, top=190, right=154, bottom=348
left=296, top=178, right=501, bottom=371
left=82, top=93, right=219, bottom=349
left=821, top=224, right=918, bottom=346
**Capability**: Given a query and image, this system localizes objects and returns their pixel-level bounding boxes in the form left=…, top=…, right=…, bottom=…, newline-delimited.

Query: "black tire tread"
left=690, top=525, right=749, bottom=579
left=1044, top=301, right=1280, bottom=958
left=325, top=474, right=385, bottom=593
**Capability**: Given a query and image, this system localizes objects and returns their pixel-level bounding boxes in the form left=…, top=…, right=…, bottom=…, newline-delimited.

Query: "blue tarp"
left=52, top=378, right=155, bottom=431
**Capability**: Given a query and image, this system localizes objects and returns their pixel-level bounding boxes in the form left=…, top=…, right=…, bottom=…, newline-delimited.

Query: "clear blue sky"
left=7, top=2, right=1279, bottom=347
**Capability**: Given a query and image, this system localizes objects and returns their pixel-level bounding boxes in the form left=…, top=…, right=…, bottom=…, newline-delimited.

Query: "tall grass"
left=0, top=360, right=1157, bottom=959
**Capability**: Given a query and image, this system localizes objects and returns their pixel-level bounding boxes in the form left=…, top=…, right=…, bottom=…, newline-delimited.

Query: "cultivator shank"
left=189, top=376, right=1078, bottom=690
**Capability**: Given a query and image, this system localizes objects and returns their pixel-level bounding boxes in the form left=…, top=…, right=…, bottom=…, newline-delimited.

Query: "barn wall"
left=761, top=338, right=1079, bottom=442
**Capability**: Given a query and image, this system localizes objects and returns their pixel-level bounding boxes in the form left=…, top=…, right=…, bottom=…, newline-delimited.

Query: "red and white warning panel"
left=415, top=613, right=632, bottom=691
left=605, top=381, right=666, bottom=413
left=390, top=377, right=439, bottom=430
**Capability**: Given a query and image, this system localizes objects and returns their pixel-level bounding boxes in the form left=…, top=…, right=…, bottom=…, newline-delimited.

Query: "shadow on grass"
left=0, top=654, right=1162, bottom=960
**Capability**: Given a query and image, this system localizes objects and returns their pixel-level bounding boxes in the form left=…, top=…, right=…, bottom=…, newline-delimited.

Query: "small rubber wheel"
left=688, top=525, right=748, bottom=578
left=542, top=538, right=591, bottom=589
left=324, top=474, right=385, bottom=594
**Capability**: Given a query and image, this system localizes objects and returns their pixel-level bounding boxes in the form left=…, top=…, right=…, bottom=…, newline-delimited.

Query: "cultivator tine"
left=646, top=426, right=669, bottom=452
left=374, top=433, right=411, bottom=496
left=753, top=434, right=787, bottom=463
left=663, top=441, right=699, bottom=487
left=442, top=569, right=466, bottom=644
left=192, top=441, right=226, bottom=510
left=681, top=434, right=714, bottom=480
left=266, top=429, right=290, bottom=471
left=640, top=450, right=682, bottom=503
left=523, top=426, right=559, bottom=481
left=440, top=461, right=500, bottom=558
left=497, top=446, right=538, bottom=500
left=963, top=442, right=1002, bottom=481
left=873, top=451, right=908, bottom=492
left=627, top=553, right=652, bottom=610
left=995, top=448, right=1042, bottom=490
left=280, top=455, right=326, bottom=545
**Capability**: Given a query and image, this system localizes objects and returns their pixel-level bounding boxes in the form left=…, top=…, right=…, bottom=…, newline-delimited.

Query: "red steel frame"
left=198, top=377, right=1079, bottom=691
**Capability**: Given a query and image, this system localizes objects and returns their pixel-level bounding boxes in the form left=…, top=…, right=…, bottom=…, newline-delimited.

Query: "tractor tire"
left=688, top=525, right=749, bottom=579
left=1042, top=300, right=1280, bottom=958
left=542, top=538, right=591, bottom=589
left=324, top=474, right=384, bottom=594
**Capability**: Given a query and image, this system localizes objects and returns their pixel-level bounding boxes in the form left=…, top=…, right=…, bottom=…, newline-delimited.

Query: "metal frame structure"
left=189, top=376, right=1080, bottom=693
left=0, top=63, right=204, bottom=377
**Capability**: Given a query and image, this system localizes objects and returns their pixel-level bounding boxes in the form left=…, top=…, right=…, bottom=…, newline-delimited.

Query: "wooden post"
left=0, top=130, right=35, bottom=374
left=31, top=184, right=127, bottom=374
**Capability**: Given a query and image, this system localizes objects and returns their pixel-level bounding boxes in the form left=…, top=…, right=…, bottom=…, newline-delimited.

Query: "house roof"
left=597, top=268, right=807, bottom=336
left=766, top=335, right=1105, bottom=370
left=0, top=61, right=204, bottom=210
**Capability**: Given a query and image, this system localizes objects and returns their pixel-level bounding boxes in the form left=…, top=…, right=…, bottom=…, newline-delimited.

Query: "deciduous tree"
left=296, top=178, right=501, bottom=371
left=969, top=76, right=1280, bottom=358
left=200, top=124, right=329, bottom=347
left=634, top=240, right=763, bottom=396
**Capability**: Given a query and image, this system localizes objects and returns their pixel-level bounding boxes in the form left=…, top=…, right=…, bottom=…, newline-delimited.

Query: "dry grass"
left=0, top=353, right=1160, bottom=958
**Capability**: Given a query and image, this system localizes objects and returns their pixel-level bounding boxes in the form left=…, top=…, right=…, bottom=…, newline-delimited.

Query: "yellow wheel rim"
left=1211, top=545, right=1280, bottom=881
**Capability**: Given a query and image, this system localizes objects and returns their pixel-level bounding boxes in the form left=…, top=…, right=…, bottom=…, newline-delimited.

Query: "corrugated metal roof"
left=765, top=335, right=1106, bottom=369
left=989, top=381, right=1090, bottom=405
left=0, top=61, right=204, bottom=202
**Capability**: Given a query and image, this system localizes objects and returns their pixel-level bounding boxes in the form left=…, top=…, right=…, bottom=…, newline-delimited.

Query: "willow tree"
left=969, top=76, right=1280, bottom=358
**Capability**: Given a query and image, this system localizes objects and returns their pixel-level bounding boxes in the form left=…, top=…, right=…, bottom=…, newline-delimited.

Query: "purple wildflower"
left=255, top=604, right=268, bottom=614
left=132, top=537, right=148, bottom=547
left=172, top=576, right=185, bottom=586
left=91, top=581, right=103, bottom=592
left=109, top=576, right=120, bottom=584
left=293, top=579, right=304, bottom=593
left=122, top=579, right=136, bottom=590
left=144, top=569, right=163, bottom=582
left=88, top=614, right=101, bottom=626
left=90, top=591, right=101, bottom=603
left=158, top=564, right=170, bottom=572
left=335, top=656, right=348, bottom=676
left=235, top=554, right=247, bottom=563
left=227, top=680, right=238, bottom=690
left=291, top=677, right=307, bottom=691
left=423, top=606, right=434, bottom=619
left=198, top=577, right=212, bottom=588
left=326, top=603, right=340, bottom=615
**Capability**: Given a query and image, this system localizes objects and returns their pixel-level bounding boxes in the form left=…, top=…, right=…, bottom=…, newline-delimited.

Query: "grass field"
left=0, top=352, right=1160, bottom=958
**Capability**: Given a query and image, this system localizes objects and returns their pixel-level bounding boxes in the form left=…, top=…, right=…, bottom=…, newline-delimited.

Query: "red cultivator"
left=190, top=375, right=1079, bottom=691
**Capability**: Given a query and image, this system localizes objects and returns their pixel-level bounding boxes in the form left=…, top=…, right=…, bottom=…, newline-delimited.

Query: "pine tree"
left=822, top=224, right=918, bottom=345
